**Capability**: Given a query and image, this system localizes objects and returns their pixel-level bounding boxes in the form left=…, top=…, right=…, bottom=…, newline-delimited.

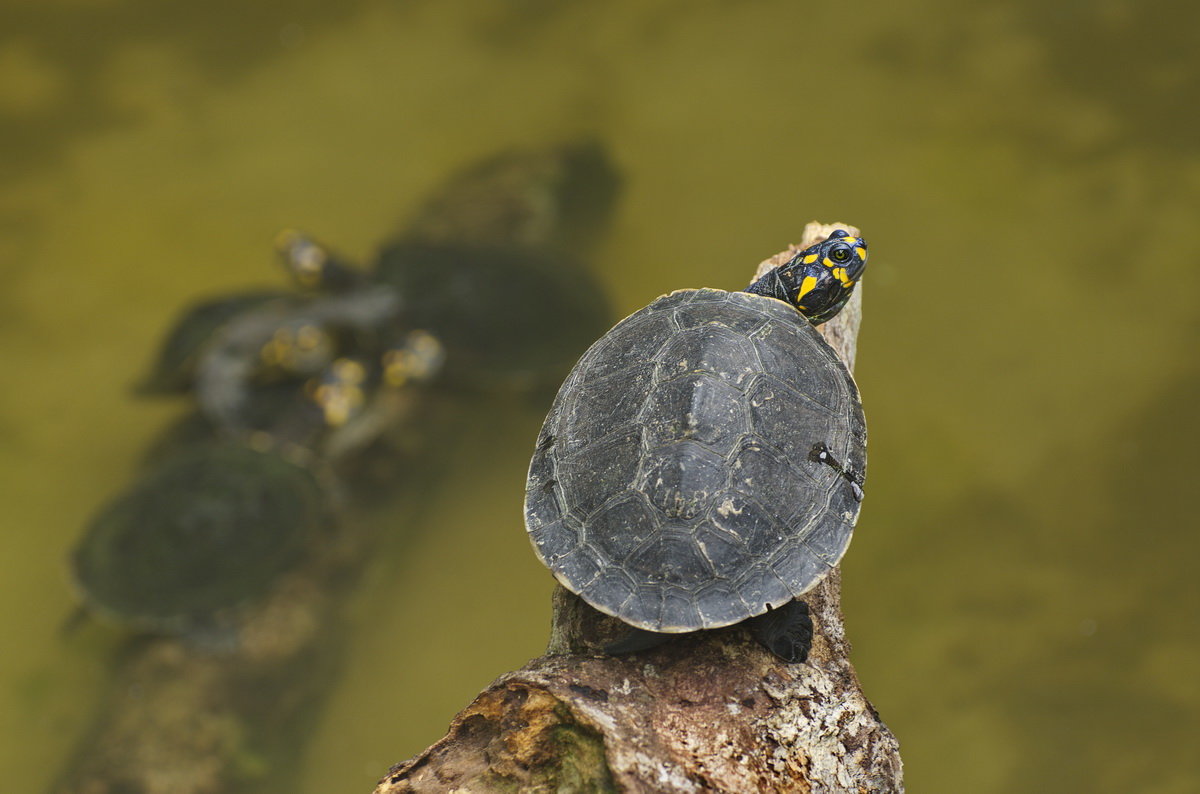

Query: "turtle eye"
left=830, top=246, right=851, bottom=264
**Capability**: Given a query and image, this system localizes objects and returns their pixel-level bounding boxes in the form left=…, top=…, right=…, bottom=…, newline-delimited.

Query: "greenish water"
left=2, top=1, right=1199, bottom=791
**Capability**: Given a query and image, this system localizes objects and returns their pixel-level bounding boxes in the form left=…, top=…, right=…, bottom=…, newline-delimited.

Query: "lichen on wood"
left=378, top=222, right=903, bottom=793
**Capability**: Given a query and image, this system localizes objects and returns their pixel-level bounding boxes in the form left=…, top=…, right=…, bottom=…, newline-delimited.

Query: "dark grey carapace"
left=524, top=281, right=867, bottom=650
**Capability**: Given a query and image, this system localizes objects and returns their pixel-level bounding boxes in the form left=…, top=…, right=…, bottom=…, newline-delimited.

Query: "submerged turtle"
left=373, top=242, right=609, bottom=390
left=80, top=141, right=620, bottom=639
left=83, top=329, right=443, bottom=640
left=192, top=285, right=402, bottom=437
left=137, top=226, right=372, bottom=399
left=143, top=325, right=445, bottom=467
left=273, top=230, right=611, bottom=391
left=275, top=228, right=367, bottom=293
left=525, top=230, right=869, bottom=662
left=137, top=290, right=290, bottom=395
left=142, top=141, right=617, bottom=406
left=399, top=139, right=621, bottom=255
left=71, top=443, right=330, bottom=636
left=275, top=142, right=618, bottom=392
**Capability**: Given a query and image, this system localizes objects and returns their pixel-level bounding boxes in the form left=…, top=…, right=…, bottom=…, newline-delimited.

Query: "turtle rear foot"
left=748, top=599, right=813, bottom=663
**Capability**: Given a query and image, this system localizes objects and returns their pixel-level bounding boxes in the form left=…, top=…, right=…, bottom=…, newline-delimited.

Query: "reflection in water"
left=53, top=142, right=619, bottom=794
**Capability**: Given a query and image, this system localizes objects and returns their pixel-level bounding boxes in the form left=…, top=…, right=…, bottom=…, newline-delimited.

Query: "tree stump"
left=377, top=222, right=903, bottom=793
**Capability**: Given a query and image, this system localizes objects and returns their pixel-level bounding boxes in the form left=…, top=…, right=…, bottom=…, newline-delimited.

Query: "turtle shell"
left=138, top=290, right=288, bottom=395
left=525, top=288, right=866, bottom=633
left=72, top=443, right=329, bottom=632
left=373, top=241, right=610, bottom=389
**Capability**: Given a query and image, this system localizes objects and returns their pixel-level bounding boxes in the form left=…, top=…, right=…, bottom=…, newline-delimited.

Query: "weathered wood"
left=378, top=222, right=903, bottom=793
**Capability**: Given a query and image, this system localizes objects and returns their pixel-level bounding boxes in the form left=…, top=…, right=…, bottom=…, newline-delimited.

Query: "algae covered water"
left=2, top=1, right=1198, bottom=791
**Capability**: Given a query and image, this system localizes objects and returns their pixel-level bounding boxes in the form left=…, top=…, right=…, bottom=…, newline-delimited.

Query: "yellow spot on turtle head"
left=260, top=328, right=298, bottom=366
left=841, top=237, right=859, bottom=247
left=383, top=331, right=446, bottom=387
left=383, top=362, right=408, bottom=388
left=802, top=253, right=819, bottom=265
left=275, top=230, right=327, bottom=285
left=797, top=274, right=819, bottom=300
left=331, top=358, right=367, bottom=384
left=823, top=256, right=836, bottom=269
left=312, top=375, right=365, bottom=426
left=260, top=341, right=280, bottom=366
left=831, top=267, right=855, bottom=287
left=296, top=325, right=324, bottom=350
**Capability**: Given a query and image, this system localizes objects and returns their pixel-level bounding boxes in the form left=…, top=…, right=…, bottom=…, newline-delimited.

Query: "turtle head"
left=307, top=357, right=370, bottom=427
left=274, top=229, right=364, bottom=292
left=381, top=330, right=445, bottom=388
left=746, top=229, right=868, bottom=324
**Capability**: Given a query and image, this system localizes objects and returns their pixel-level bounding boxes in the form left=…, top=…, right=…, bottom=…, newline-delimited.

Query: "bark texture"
left=378, top=222, right=903, bottom=793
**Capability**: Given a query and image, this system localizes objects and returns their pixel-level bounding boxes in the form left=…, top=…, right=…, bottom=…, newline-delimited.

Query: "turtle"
left=372, top=241, right=610, bottom=391
left=273, top=142, right=619, bottom=392
left=135, top=239, right=365, bottom=400
left=149, top=321, right=444, bottom=465
left=142, top=141, right=617, bottom=404
left=299, top=329, right=447, bottom=460
left=275, top=228, right=605, bottom=391
left=79, top=330, right=444, bottom=639
left=136, top=290, right=290, bottom=395
left=524, top=229, right=869, bottom=662
left=71, top=442, right=331, bottom=639
left=78, top=141, right=620, bottom=640
left=275, top=228, right=368, bottom=293
left=192, top=285, right=402, bottom=436
left=399, top=139, right=621, bottom=255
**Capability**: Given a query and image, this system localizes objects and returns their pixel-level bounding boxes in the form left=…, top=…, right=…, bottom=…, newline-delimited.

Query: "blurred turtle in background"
left=191, top=285, right=403, bottom=443
left=71, top=443, right=332, bottom=641
left=276, top=140, right=618, bottom=391
left=401, top=138, right=620, bottom=255
left=137, top=290, right=290, bottom=396
left=72, top=141, right=620, bottom=641
left=140, top=140, right=618, bottom=446
left=77, top=328, right=447, bottom=645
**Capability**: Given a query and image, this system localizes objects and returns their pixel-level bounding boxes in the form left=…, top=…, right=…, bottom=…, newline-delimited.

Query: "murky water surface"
left=3, top=1, right=1199, bottom=791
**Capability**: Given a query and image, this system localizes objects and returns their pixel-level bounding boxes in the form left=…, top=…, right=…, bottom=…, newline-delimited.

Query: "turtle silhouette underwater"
left=75, top=142, right=622, bottom=642
left=525, top=230, right=868, bottom=662
left=70, top=442, right=332, bottom=639
left=277, top=141, right=619, bottom=393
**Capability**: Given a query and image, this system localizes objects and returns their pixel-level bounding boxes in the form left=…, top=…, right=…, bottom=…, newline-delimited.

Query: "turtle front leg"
left=747, top=599, right=813, bottom=663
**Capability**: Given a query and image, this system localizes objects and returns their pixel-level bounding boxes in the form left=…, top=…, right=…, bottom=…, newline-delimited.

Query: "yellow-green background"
left=3, top=1, right=1198, bottom=791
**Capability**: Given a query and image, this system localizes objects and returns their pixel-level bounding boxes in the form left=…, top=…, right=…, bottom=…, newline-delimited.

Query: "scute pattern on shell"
left=526, top=288, right=865, bottom=632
